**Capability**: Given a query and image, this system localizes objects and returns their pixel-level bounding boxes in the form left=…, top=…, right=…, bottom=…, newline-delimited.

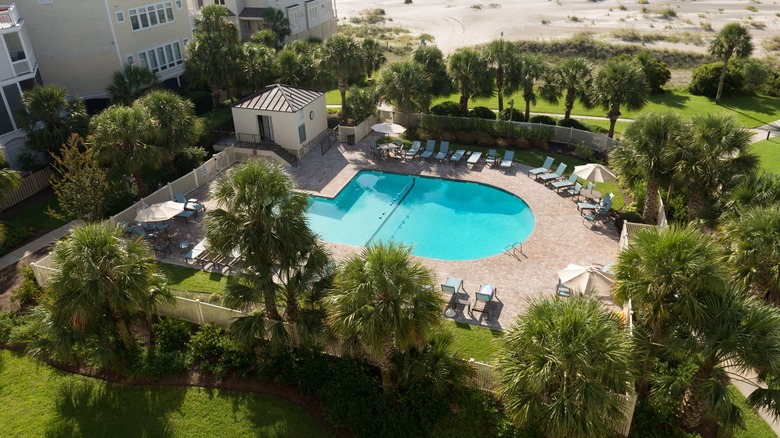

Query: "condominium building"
left=193, top=0, right=337, bottom=42
left=15, top=0, right=194, bottom=103
left=0, top=4, right=41, bottom=170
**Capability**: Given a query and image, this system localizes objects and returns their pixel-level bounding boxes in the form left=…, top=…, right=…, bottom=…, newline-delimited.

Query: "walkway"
left=0, top=220, right=80, bottom=271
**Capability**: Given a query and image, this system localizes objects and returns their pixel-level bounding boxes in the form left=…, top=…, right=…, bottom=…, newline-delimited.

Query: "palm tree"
left=275, top=42, right=319, bottom=87
left=0, top=155, right=20, bottom=244
left=107, top=64, right=160, bottom=105
left=517, top=54, right=548, bottom=122
left=656, top=287, right=780, bottom=437
left=320, top=35, right=364, bottom=116
left=16, top=85, right=89, bottom=156
left=613, top=225, right=730, bottom=395
left=709, top=23, right=752, bottom=105
left=721, top=206, right=780, bottom=305
left=325, top=242, right=444, bottom=393
left=592, top=59, right=648, bottom=138
left=205, top=159, right=314, bottom=321
left=376, top=61, right=432, bottom=115
left=46, top=223, right=171, bottom=355
left=361, top=37, right=386, bottom=80
left=539, top=57, right=594, bottom=120
left=496, top=296, right=633, bottom=438
left=90, top=105, right=162, bottom=195
left=611, top=112, right=684, bottom=224
left=185, top=5, right=242, bottom=106
left=134, top=90, right=203, bottom=172
left=447, top=47, right=494, bottom=116
left=239, top=43, right=276, bottom=92
left=485, top=38, right=521, bottom=112
left=412, top=45, right=452, bottom=97
left=263, top=8, right=291, bottom=50
left=718, top=172, right=780, bottom=219
left=393, top=327, right=471, bottom=396
left=672, top=113, right=754, bottom=221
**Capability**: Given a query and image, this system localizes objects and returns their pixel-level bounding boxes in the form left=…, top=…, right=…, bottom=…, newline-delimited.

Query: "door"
left=257, top=115, right=274, bottom=142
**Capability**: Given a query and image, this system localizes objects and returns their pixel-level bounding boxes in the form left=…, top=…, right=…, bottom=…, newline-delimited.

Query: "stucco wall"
left=232, top=93, right=327, bottom=151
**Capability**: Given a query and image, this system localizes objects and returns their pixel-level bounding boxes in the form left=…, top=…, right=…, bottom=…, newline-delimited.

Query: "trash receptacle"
left=347, top=134, right=355, bottom=146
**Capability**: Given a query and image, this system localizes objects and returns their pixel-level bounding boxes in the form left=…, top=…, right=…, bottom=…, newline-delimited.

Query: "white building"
left=193, top=0, right=337, bottom=42
left=0, top=4, right=40, bottom=170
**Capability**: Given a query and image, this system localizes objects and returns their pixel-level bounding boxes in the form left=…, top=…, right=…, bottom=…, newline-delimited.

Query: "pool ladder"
left=504, top=241, right=526, bottom=261
left=366, top=178, right=416, bottom=246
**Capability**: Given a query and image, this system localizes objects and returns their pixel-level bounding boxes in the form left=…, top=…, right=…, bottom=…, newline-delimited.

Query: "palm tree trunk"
left=564, top=88, right=576, bottom=120
left=688, top=189, right=706, bottom=222
left=113, top=314, right=134, bottom=350
left=459, top=90, right=470, bottom=116
left=132, top=172, right=147, bottom=197
left=284, top=291, right=299, bottom=322
left=496, top=67, right=505, bottom=112
left=715, top=55, right=731, bottom=105
left=638, top=319, right=664, bottom=397
left=643, top=178, right=661, bottom=224
left=210, top=85, right=221, bottom=108
left=525, top=100, right=531, bottom=123
left=681, top=361, right=719, bottom=438
left=607, top=104, right=621, bottom=138
left=339, top=83, right=347, bottom=119
left=379, top=341, right=395, bottom=393
left=260, top=274, right=282, bottom=320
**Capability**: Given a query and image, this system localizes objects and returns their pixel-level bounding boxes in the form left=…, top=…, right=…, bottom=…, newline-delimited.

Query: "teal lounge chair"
left=584, top=202, right=613, bottom=227
left=486, top=149, right=498, bottom=167
left=174, top=192, right=205, bottom=214
left=500, top=150, right=515, bottom=169
left=470, top=284, right=496, bottom=319
left=450, top=149, right=466, bottom=164
left=550, top=173, right=578, bottom=192
left=528, top=156, right=554, bottom=178
left=405, top=140, right=421, bottom=158
left=565, top=182, right=582, bottom=197
left=538, top=163, right=567, bottom=183
left=130, top=225, right=154, bottom=240
left=420, top=140, right=436, bottom=160
left=578, top=193, right=613, bottom=213
left=557, top=280, right=572, bottom=297
left=435, top=141, right=450, bottom=161
left=152, top=240, right=171, bottom=258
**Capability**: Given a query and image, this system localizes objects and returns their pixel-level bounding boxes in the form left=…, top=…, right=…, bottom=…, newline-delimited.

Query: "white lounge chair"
left=500, top=150, right=515, bottom=169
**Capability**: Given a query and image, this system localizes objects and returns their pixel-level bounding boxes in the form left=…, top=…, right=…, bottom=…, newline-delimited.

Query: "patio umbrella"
left=573, top=163, right=617, bottom=183
left=557, top=263, right=615, bottom=295
left=135, top=201, right=185, bottom=222
left=371, top=122, right=407, bottom=135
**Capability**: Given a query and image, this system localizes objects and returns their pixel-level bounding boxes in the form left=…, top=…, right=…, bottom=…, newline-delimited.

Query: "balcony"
left=0, top=5, right=20, bottom=30
left=12, top=58, right=29, bottom=75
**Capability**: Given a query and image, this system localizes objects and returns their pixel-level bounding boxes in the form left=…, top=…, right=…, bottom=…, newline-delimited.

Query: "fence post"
left=193, top=168, right=199, bottom=187
left=167, top=183, right=173, bottom=200
left=195, top=299, right=205, bottom=324
left=569, top=126, right=574, bottom=145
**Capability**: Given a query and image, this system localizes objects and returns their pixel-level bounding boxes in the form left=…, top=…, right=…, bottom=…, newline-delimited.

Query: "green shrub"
left=498, top=108, right=524, bottom=121
left=345, top=86, right=379, bottom=124
left=574, top=142, right=597, bottom=162
left=172, top=146, right=207, bottom=176
left=635, top=50, right=672, bottom=93
left=152, top=317, right=192, bottom=353
left=186, top=323, right=224, bottom=367
left=469, top=106, right=497, bottom=120
left=0, top=222, right=34, bottom=256
left=0, top=311, right=19, bottom=344
left=250, top=29, right=277, bottom=48
left=214, top=338, right=256, bottom=378
left=11, top=266, right=43, bottom=306
left=689, top=61, right=744, bottom=98
left=197, top=107, right=234, bottom=147
left=557, top=118, right=590, bottom=131
left=135, top=348, right=188, bottom=379
left=529, top=115, right=558, bottom=126
left=430, top=101, right=462, bottom=116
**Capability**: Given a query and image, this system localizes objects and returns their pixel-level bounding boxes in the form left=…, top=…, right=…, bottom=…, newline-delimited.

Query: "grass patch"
left=157, top=262, right=228, bottom=294
left=0, top=349, right=331, bottom=437
left=449, top=321, right=502, bottom=363
left=2, top=194, right=67, bottom=230
left=748, top=137, right=780, bottom=174
left=730, top=386, right=777, bottom=438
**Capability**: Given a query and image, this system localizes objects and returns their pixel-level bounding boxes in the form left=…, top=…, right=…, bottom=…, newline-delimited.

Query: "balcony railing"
left=0, top=5, right=20, bottom=29
left=12, top=59, right=29, bottom=75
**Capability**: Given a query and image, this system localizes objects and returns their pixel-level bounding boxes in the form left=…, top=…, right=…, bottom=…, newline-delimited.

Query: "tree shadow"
left=44, top=380, right=185, bottom=438
left=648, top=91, right=690, bottom=109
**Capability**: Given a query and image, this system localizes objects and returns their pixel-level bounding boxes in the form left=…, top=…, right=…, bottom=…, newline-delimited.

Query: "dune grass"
left=749, top=137, right=780, bottom=174
left=0, top=350, right=331, bottom=437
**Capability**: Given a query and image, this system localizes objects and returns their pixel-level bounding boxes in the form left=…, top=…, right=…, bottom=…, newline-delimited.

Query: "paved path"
left=0, top=220, right=80, bottom=271
left=730, top=367, right=780, bottom=436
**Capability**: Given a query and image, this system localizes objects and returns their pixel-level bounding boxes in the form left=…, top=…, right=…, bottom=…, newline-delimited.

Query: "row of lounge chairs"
left=386, top=139, right=517, bottom=171
left=441, top=276, right=497, bottom=319
left=184, top=240, right=242, bottom=273
left=529, top=156, right=614, bottom=227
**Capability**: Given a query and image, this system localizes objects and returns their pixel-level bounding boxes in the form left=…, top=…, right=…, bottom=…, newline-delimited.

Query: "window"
left=37, top=0, right=53, bottom=4
left=298, top=124, right=307, bottom=144
left=307, top=2, right=318, bottom=22
left=214, top=0, right=225, bottom=5
left=175, top=0, right=182, bottom=8
left=116, top=11, right=125, bottom=23
left=126, top=55, right=134, bottom=65
left=128, top=2, right=174, bottom=31
left=138, top=41, right=183, bottom=73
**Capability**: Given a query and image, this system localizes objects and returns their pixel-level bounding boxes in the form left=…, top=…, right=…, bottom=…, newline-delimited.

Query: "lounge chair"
left=176, top=209, right=196, bottom=222
left=538, top=163, right=567, bottom=183
left=550, top=173, right=578, bottom=192
left=556, top=280, right=572, bottom=297
left=420, top=140, right=436, bottom=160
left=528, top=156, right=554, bottom=179
left=441, top=276, right=468, bottom=314
left=129, top=225, right=155, bottom=240
left=584, top=202, right=613, bottom=227
left=486, top=149, right=498, bottom=167
left=565, top=182, right=582, bottom=197
left=152, top=240, right=171, bottom=258
left=470, top=284, right=496, bottom=319
left=435, top=141, right=450, bottom=161
left=467, top=151, right=482, bottom=168
left=404, top=140, right=421, bottom=159
left=578, top=193, right=613, bottom=214
left=500, top=150, right=515, bottom=169
left=449, top=149, right=466, bottom=165
left=174, top=192, right=206, bottom=214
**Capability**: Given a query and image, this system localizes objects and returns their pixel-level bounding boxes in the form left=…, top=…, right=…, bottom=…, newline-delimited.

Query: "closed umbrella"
left=557, top=263, right=614, bottom=295
left=135, top=201, right=185, bottom=222
left=573, top=163, right=617, bottom=183
left=371, top=123, right=407, bottom=135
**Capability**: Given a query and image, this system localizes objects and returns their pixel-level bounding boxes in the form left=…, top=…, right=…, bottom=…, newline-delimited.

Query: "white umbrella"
left=371, top=122, right=407, bottom=135
left=574, top=163, right=617, bottom=183
left=135, top=201, right=185, bottom=222
left=557, top=263, right=615, bottom=295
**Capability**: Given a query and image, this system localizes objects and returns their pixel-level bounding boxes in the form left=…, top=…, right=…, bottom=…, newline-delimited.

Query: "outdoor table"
left=378, top=143, right=399, bottom=158
left=580, top=188, right=602, bottom=202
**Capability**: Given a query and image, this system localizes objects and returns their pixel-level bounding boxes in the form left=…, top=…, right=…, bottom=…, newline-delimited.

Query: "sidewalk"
left=0, top=220, right=80, bottom=271
left=730, top=367, right=780, bottom=436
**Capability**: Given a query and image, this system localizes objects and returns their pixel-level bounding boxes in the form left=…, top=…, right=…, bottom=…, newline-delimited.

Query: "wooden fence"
left=0, top=167, right=52, bottom=211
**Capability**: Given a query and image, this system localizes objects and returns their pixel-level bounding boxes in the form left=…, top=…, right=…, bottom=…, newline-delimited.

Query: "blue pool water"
left=306, top=171, right=535, bottom=260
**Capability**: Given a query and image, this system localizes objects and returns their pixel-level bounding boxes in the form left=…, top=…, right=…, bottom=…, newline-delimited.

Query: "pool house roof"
left=232, top=84, right=323, bottom=113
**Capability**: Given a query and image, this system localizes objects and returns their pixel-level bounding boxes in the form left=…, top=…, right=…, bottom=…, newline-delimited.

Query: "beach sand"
left=336, top=0, right=780, bottom=56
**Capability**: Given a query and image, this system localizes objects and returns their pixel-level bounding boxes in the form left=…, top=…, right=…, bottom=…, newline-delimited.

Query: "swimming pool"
left=306, top=171, right=535, bottom=260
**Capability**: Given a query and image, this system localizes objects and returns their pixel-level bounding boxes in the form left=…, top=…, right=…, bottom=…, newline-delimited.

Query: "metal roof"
left=232, top=84, right=323, bottom=113
left=238, top=7, right=269, bottom=18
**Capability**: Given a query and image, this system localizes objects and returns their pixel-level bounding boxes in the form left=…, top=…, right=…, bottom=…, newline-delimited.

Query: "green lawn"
left=2, top=193, right=67, bottom=230
left=730, top=386, right=777, bottom=438
left=749, top=137, right=780, bottom=175
left=449, top=321, right=502, bottom=363
left=157, top=262, right=228, bottom=295
left=0, top=349, right=331, bottom=437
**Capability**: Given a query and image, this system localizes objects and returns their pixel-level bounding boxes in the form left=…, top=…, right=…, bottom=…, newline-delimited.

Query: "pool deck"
left=164, top=133, right=621, bottom=331
left=289, top=133, right=621, bottom=330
